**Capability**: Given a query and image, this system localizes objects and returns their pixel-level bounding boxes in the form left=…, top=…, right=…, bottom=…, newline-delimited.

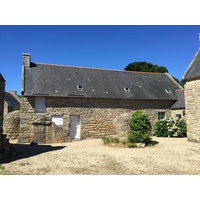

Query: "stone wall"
left=184, top=79, right=200, bottom=142
left=0, top=76, right=4, bottom=152
left=171, top=109, right=185, bottom=119
left=19, top=96, right=174, bottom=143
left=0, top=74, right=12, bottom=159
left=3, top=110, right=20, bottom=140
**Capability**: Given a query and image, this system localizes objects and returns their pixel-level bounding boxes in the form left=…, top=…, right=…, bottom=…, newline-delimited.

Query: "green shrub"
left=128, top=110, right=152, bottom=144
left=130, top=110, right=151, bottom=132
left=154, top=118, right=187, bottom=137
left=102, top=136, right=111, bottom=144
left=175, top=119, right=187, bottom=137
left=128, top=131, right=150, bottom=143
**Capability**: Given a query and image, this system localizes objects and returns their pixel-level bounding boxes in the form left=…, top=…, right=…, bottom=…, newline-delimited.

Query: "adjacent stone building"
left=171, top=89, right=185, bottom=119
left=183, top=48, right=200, bottom=143
left=18, top=53, right=183, bottom=144
left=0, top=73, right=11, bottom=158
left=4, top=90, right=20, bottom=116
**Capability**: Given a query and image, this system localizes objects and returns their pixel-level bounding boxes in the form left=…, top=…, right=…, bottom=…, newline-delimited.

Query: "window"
left=35, top=97, right=46, bottom=113
left=124, top=87, right=130, bottom=92
left=176, top=114, right=181, bottom=119
left=165, top=88, right=172, bottom=93
left=52, top=116, right=63, bottom=125
left=158, top=112, right=165, bottom=120
left=77, top=84, right=84, bottom=91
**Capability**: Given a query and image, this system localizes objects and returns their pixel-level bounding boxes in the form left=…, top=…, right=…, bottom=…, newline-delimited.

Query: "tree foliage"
left=128, top=110, right=152, bottom=143
left=124, top=61, right=168, bottom=73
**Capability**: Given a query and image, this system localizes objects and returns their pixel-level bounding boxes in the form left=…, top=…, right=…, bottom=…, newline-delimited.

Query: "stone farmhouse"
left=18, top=53, right=183, bottom=144
left=183, top=48, right=200, bottom=143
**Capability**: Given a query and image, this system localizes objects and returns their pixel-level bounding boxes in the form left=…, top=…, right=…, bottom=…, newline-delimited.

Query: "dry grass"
left=0, top=136, right=200, bottom=175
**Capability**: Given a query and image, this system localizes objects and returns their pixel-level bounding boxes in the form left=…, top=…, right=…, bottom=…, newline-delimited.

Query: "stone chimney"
left=21, top=53, right=31, bottom=95
left=22, top=53, right=31, bottom=68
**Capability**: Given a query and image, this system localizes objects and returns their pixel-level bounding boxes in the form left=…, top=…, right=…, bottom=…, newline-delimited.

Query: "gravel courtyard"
left=0, top=136, right=200, bottom=175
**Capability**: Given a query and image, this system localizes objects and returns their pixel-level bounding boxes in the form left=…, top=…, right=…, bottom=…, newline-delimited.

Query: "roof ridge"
left=33, top=62, right=166, bottom=75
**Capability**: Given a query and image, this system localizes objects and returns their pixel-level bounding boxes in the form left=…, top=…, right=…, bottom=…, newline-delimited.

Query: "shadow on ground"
left=0, top=143, right=66, bottom=164
left=149, top=140, right=159, bottom=146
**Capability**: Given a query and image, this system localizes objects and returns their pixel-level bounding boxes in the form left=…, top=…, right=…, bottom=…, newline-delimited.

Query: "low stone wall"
left=19, top=96, right=174, bottom=144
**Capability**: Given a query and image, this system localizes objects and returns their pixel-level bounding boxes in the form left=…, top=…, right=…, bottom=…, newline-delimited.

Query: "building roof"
left=183, top=48, right=200, bottom=81
left=0, top=73, right=5, bottom=83
left=23, top=62, right=182, bottom=100
left=4, top=92, right=20, bottom=107
left=171, top=89, right=185, bottom=109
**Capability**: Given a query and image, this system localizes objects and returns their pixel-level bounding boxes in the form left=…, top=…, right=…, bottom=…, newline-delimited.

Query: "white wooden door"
left=70, top=115, right=80, bottom=139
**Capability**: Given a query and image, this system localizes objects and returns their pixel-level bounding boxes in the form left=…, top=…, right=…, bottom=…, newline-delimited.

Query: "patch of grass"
left=102, top=136, right=111, bottom=144
left=0, top=164, right=5, bottom=170
left=19, top=162, right=30, bottom=166
left=102, top=136, right=158, bottom=148
left=37, top=167, right=51, bottom=174
left=121, top=139, right=129, bottom=145
left=110, top=137, right=120, bottom=144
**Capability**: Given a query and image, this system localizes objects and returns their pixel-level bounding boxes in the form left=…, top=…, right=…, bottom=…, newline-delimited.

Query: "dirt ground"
left=0, top=136, right=200, bottom=175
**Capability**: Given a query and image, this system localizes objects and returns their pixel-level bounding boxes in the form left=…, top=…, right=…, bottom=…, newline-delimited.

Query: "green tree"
left=124, top=61, right=168, bottom=73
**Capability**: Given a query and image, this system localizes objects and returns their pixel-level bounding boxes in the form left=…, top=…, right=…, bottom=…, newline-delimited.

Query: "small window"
left=35, top=97, right=46, bottom=113
left=165, top=88, right=172, bottom=93
left=158, top=112, right=165, bottom=120
left=124, top=87, right=130, bottom=92
left=52, top=116, right=63, bottom=125
left=77, top=84, right=84, bottom=91
left=176, top=114, right=181, bottom=119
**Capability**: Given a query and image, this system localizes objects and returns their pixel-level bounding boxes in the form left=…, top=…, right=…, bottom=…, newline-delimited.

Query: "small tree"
left=128, top=110, right=152, bottom=143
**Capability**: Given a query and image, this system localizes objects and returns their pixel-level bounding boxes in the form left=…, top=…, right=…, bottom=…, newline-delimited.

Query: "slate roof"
left=23, top=62, right=182, bottom=100
left=183, top=48, right=200, bottom=81
left=0, top=73, right=5, bottom=83
left=171, top=89, right=185, bottom=109
left=4, top=92, right=20, bottom=106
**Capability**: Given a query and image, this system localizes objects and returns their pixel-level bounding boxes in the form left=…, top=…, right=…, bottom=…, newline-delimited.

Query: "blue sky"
left=1, top=25, right=200, bottom=95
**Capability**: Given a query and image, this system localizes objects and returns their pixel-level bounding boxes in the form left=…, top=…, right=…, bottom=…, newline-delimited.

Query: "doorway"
left=70, top=115, right=80, bottom=139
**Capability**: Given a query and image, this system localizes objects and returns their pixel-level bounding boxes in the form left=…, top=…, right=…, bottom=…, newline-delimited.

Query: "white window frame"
left=51, top=115, right=63, bottom=125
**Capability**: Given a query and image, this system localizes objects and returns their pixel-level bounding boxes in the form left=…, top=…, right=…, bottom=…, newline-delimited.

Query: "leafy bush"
left=154, top=118, right=187, bottom=137
left=128, top=110, right=152, bottom=143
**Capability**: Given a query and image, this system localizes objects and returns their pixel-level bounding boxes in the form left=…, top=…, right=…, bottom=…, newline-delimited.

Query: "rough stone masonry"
left=0, top=73, right=12, bottom=159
